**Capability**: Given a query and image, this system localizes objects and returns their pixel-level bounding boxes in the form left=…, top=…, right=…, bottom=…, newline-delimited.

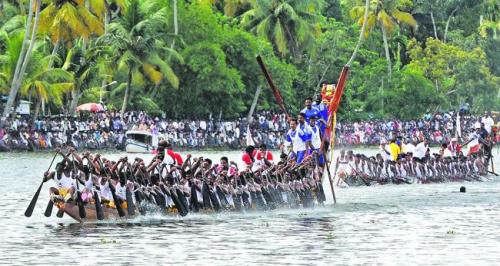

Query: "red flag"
left=328, top=66, right=350, bottom=114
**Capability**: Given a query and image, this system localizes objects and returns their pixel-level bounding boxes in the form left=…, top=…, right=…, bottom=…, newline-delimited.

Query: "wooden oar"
left=72, top=155, right=86, bottom=219
left=324, top=156, right=337, bottom=204
left=43, top=199, right=54, bottom=217
left=256, top=55, right=289, bottom=118
left=25, top=152, right=58, bottom=217
left=125, top=188, right=136, bottom=216
left=108, top=180, right=126, bottom=217
left=125, top=165, right=136, bottom=216
left=94, top=190, right=104, bottom=220
left=490, top=156, right=496, bottom=175
left=56, top=208, right=64, bottom=218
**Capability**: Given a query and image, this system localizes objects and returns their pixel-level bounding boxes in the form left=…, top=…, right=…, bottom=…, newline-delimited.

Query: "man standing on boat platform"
left=157, top=140, right=183, bottom=166
left=283, top=115, right=313, bottom=164
left=301, top=97, right=320, bottom=123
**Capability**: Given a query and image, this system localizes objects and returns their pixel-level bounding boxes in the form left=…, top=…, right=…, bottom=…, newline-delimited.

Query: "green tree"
left=101, top=0, right=180, bottom=116
left=2, top=0, right=41, bottom=119
left=240, top=0, right=323, bottom=58
left=38, top=0, right=104, bottom=46
left=350, top=0, right=417, bottom=77
left=408, top=37, right=499, bottom=111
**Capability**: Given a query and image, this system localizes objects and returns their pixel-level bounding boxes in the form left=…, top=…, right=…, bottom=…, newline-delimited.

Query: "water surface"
left=0, top=150, right=499, bottom=265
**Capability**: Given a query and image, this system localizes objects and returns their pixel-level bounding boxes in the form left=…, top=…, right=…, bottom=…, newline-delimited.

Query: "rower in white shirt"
left=308, top=116, right=324, bottom=166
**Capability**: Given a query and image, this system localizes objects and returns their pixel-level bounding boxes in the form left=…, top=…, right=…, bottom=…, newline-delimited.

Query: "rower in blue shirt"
left=301, top=97, right=320, bottom=123
left=312, top=94, right=328, bottom=135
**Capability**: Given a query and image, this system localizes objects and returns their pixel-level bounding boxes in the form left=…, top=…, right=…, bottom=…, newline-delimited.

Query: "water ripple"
left=0, top=151, right=499, bottom=265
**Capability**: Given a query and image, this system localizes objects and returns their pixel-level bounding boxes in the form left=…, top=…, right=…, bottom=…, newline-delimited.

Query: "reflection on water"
left=0, top=151, right=499, bottom=265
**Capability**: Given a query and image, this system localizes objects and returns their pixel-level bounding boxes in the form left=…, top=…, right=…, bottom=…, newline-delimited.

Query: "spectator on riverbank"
left=0, top=110, right=497, bottom=152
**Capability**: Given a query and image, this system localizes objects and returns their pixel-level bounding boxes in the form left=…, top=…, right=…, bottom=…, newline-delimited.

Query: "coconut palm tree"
left=1, top=29, right=73, bottom=115
left=207, top=0, right=252, bottom=17
left=240, top=0, right=323, bottom=58
left=36, top=0, right=105, bottom=115
left=480, top=0, right=500, bottom=39
left=350, top=0, right=417, bottom=77
left=19, top=52, right=74, bottom=116
left=38, top=0, right=104, bottom=46
left=2, top=0, right=41, bottom=119
left=0, top=30, right=23, bottom=95
left=100, top=0, right=180, bottom=116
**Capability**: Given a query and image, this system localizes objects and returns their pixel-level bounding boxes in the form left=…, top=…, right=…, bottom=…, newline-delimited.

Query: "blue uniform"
left=312, top=102, right=328, bottom=134
left=285, top=123, right=312, bottom=164
left=301, top=107, right=320, bottom=123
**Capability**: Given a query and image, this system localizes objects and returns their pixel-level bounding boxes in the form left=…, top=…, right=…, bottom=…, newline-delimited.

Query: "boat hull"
left=53, top=202, right=140, bottom=223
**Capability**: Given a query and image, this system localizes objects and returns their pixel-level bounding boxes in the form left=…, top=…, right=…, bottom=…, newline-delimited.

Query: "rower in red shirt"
left=255, top=143, right=273, bottom=168
left=447, top=138, right=462, bottom=157
left=158, top=140, right=183, bottom=166
left=241, top=145, right=257, bottom=168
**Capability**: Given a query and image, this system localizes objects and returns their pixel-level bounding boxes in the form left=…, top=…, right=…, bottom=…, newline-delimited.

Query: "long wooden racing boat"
left=51, top=185, right=326, bottom=223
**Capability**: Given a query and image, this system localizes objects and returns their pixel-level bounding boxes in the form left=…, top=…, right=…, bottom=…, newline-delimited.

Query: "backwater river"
left=0, top=149, right=499, bottom=265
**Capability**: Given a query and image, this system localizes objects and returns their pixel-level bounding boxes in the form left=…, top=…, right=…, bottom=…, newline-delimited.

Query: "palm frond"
left=255, top=16, right=271, bottom=38
left=1, top=15, right=26, bottom=33
left=274, top=18, right=288, bottom=55
left=378, top=9, right=395, bottom=35
left=240, top=9, right=256, bottom=28
left=88, top=0, right=107, bottom=19
left=392, top=10, right=417, bottom=28
left=77, top=5, right=105, bottom=37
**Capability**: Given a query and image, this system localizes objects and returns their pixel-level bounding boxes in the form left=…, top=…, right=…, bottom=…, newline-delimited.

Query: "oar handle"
left=24, top=152, right=59, bottom=217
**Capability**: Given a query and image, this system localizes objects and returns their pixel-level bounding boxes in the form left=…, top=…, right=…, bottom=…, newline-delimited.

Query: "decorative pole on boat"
left=322, top=0, right=371, bottom=204
left=256, top=55, right=289, bottom=119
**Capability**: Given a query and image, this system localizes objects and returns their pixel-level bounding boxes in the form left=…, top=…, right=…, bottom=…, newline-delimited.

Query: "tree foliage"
left=0, top=0, right=498, bottom=120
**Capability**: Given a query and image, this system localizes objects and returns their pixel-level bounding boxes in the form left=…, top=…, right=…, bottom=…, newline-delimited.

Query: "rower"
left=388, top=138, right=401, bottom=162
left=47, top=160, right=76, bottom=203
left=414, top=134, right=428, bottom=163
left=216, top=156, right=229, bottom=174
left=158, top=140, right=180, bottom=166
left=283, top=116, right=312, bottom=164
left=241, top=145, right=256, bottom=169
left=255, top=144, right=274, bottom=169
left=308, top=116, right=324, bottom=166
left=448, top=138, right=462, bottom=157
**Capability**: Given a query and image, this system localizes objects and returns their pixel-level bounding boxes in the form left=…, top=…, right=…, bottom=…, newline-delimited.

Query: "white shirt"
left=309, top=125, right=322, bottom=150
left=402, top=143, right=415, bottom=154
left=414, top=142, right=427, bottom=159
left=482, top=116, right=494, bottom=134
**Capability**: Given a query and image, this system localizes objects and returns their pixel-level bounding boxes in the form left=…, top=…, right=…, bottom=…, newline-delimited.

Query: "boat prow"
left=53, top=201, right=138, bottom=223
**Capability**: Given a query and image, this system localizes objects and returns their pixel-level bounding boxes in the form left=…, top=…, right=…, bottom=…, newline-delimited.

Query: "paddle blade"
left=25, top=182, right=43, bottom=217
left=125, top=189, right=135, bottom=216
left=94, top=191, right=104, bottom=220
left=44, top=200, right=54, bottom=217
left=76, top=192, right=86, bottom=219
left=56, top=208, right=64, bottom=218
left=109, top=182, right=126, bottom=217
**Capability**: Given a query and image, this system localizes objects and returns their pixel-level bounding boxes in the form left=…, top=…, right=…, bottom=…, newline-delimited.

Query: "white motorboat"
left=125, top=130, right=154, bottom=153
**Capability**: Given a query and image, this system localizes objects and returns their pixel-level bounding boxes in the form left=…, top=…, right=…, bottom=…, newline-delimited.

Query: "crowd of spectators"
left=335, top=112, right=499, bottom=146
left=0, top=110, right=498, bottom=152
